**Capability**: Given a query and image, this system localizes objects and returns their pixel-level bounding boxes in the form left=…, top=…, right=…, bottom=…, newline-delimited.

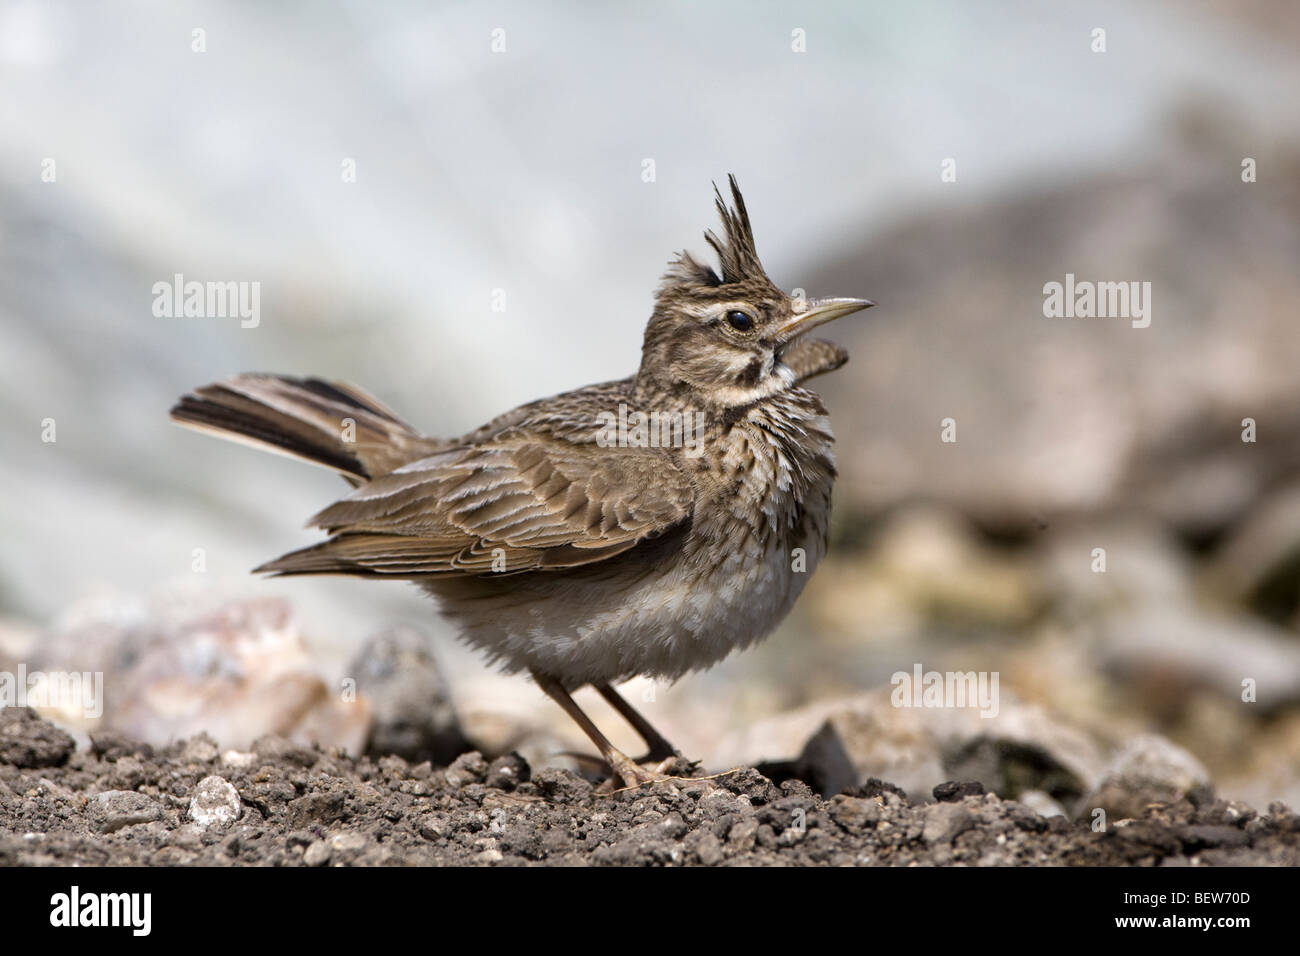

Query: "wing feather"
left=257, top=432, right=694, bottom=577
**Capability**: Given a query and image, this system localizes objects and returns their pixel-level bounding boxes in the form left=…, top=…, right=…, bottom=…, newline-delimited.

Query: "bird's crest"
left=660, top=175, right=771, bottom=296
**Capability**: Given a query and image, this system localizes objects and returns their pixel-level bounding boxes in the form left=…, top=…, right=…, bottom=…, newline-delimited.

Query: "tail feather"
left=170, top=374, right=441, bottom=482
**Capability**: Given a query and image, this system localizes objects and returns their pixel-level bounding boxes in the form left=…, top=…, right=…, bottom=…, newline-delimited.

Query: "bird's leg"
left=595, top=682, right=680, bottom=764
left=531, top=670, right=667, bottom=789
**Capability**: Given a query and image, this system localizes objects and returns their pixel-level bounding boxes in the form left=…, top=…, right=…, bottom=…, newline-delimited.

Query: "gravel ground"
left=1, top=707, right=1296, bottom=866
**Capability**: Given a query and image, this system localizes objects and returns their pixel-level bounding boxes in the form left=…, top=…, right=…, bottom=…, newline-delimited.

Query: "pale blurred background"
left=3, top=1, right=1300, bottom=811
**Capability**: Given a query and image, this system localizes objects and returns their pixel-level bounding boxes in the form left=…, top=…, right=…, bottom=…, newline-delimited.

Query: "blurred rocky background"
left=3, top=1, right=1300, bottom=821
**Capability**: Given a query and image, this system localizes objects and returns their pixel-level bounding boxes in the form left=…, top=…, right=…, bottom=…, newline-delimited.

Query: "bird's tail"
left=170, top=374, right=441, bottom=482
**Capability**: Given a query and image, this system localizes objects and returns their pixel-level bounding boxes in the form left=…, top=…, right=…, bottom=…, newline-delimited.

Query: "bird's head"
left=637, top=175, right=873, bottom=408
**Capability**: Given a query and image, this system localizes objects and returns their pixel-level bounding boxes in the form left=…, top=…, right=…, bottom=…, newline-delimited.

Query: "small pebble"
left=189, top=775, right=242, bottom=829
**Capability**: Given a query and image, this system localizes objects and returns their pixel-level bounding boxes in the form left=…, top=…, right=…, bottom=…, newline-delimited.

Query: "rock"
left=0, top=707, right=76, bottom=768
left=711, top=692, right=942, bottom=798
left=1219, top=711, right=1300, bottom=812
left=805, top=506, right=1042, bottom=641
left=444, top=751, right=490, bottom=790
left=691, top=829, right=723, bottom=865
left=727, top=817, right=759, bottom=853
left=484, top=752, right=530, bottom=791
left=287, top=791, right=346, bottom=826
left=27, top=596, right=370, bottom=754
left=942, top=732, right=1093, bottom=805
left=347, top=626, right=471, bottom=766
left=455, top=704, right=577, bottom=775
left=716, top=690, right=1106, bottom=803
left=181, top=734, right=220, bottom=764
left=934, top=781, right=986, bottom=802
left=1176, top=825, right=1250, bottom=851
left=698, top=788, right=753, bottom=820
left=1039, top=520, right=1193, bottom=613
left=1205, top=480, right=1300, bottom=613
left=253, top=735, right=318, bottom=769
left=1097, top=603, right=1300, bottom=713
left=1079, top=735, right=1212, bottom=822
left=417, top=812, right=451, bottom=841
left=793, top=720, right=858, bottom=798
left=756, top=719, right=857, bottom=797
left=88, top=790, right=161, bottom=833
left=810, top=145, right=1300, bottom=532
left=327, top=831, right=370, bottom=863
left=1018, top=789, right=1067, bottom=819
left=89, top=732, right=153, bottom=762
left=189, top=775, right=241, bottom=829
left=303, top=840, right=331, bottom=867
left=717, top=768, right=780, bottom=805
left=166, top=823, right=205, bottom=851
left=827, top=794, right=882, bottom=831
left=532, top=768, right=593, bottom=804
left=922, top=802, right=976, bottom=845
left=845, top=778, right=909, bottom=802
left=221, top=750, right=257, bottom=768
left=104, top=755, right=146, bottom=791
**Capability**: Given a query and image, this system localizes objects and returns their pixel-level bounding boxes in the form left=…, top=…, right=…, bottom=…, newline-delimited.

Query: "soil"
left=1, top=708, right=1296, bottom=866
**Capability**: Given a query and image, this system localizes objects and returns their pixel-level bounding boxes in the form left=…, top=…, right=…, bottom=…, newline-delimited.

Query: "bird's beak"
left=775, top=296, right=875, bottom=342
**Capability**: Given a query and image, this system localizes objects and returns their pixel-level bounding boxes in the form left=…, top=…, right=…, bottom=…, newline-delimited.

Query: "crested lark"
left=171, top=177, right=873, bottom=787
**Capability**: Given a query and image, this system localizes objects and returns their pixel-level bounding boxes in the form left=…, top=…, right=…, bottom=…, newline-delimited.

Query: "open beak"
left=775, top=296, right=875, bottom=342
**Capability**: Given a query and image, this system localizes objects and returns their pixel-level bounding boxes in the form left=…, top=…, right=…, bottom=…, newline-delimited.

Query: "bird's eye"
left=725, top=310, right=755, bottom=333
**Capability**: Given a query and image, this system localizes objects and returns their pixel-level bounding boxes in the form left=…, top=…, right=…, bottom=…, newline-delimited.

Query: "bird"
left=170, top=176, right=874, bottom=788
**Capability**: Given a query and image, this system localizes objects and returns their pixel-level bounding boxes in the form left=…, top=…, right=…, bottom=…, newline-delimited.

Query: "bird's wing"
left=255, top=432, right=695, bottom=576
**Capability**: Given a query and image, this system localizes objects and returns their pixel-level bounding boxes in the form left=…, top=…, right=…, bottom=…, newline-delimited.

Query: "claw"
left=555, top=750, right=686, bottom=788
left=595, top=754, right=698, bottom=793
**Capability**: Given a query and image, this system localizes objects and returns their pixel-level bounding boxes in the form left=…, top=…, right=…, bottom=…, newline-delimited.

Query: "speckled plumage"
left=172, top=177, right=872, bottom=783
left=414, top=379, right=837, bottom=686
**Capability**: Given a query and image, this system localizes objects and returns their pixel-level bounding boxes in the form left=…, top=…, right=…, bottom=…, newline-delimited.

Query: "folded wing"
left=256, top=432, right=695, bottom=577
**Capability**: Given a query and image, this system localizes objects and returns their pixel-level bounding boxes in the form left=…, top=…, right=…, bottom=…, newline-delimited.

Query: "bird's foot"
left=595, top=753, right=695, bottom=793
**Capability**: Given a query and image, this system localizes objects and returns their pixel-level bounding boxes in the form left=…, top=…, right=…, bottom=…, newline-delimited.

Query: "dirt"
left=0, top=708, right=1296, bottom=866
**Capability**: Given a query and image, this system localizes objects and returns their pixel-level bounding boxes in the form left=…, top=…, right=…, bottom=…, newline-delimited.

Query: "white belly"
left=431, top=517, right=826, bottom=686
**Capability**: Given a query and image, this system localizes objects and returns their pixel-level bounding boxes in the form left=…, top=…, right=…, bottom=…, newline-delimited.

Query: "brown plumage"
left=170, top=176, right=874, bottom=787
